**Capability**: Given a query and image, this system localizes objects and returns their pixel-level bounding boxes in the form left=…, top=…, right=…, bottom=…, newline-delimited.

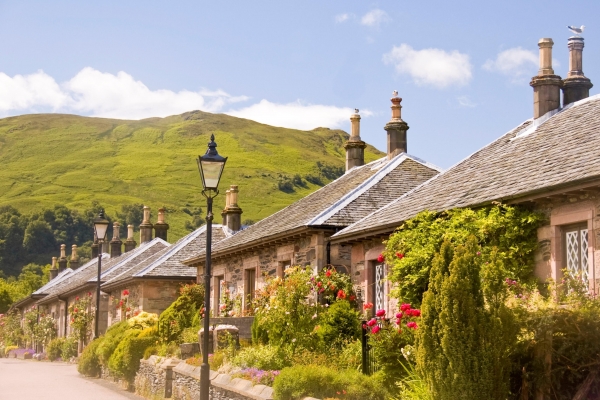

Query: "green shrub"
left=385, top=205, right=544, bottom=306
left=337, top=340, right=362, bottom=372
left=417, top=238, right=517, bottom=400
left=158, top=283, right=204, bottom=343
left=251, top=315, right=268, bottom=345
left=180, top=327, right=198, bottom=344
left=61, top=337, right=78, bottom=360
left=95, top=321, right=129, bottom=366
left=78, top=338, right=103, bottom=377
left=273, top=364, right=387, bottom=400
left=231, top=345, right=289, bottom=371
left=143, top=345, right=158, bottom=360
left=127, top=312, right=158, bottom=330
left=108, top=329, right=155, bottom=381
left=317, top=300, right=360, bottom=349
left=46, top=338, right=65, bottom=361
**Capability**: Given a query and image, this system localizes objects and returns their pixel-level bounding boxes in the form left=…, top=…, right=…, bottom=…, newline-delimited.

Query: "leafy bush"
left=417, top=238, right=517, bottom=400
left=143, top=345, right=158, bottom=360
left=385, top=205, right=544, bottom=306
left=107, top=329, right=156, bottom=381
left=251, top=315, right=268, bottom=345
left=273, top=364, right=387, bottom=400
left=61, top=337, right=78, bottom=360
left=317, top=300, right=360, bottom=349
left=95, top=321, right=129, bottom=366
left=4, top=345, right=18, bottom=356
left=157, top=283, right=204, bottom=343
left=78, top=338, right=102, bottom=377
left=46, top=337, right=65, bottom=361
left=231, top=345, right=289, bottom=371
left=337, top=340, right=362, bottom=372
left=180, top=327, right=199, bottom=344
left=127, top=312, right=158, bottom=330
left=232, top=368, right=280, bottom=386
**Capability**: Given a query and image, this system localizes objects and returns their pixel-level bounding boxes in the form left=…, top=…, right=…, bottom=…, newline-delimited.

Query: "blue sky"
left=0, top=0, right=597, bottom=168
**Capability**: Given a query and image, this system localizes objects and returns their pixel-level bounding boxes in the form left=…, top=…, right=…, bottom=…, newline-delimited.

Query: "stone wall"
left=134, top=357, right=322, bottom=400
left=209, top=317, right=254, bottom=341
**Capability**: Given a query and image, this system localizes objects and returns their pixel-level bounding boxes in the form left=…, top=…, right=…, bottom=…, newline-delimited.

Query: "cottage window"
left=564, top=223, right=590, bottom=289
left=217, top=275, right=225, bottom=316
left=245, top=268, right=256, bottom=308
left=373, top=263, right=386, bottom=312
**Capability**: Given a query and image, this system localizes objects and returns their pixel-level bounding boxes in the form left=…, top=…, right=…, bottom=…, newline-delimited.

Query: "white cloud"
left=0, top=68, right=361, bottom=130
left=335, top=13, right=350, bottom=23
left=227, top=100, right=371, bottom=131
left=361, top=9, right=390, bottom=28
left=483, top=47, right=538, bottom=81
left=456, top=96, right=476, bottom=108
left=383, top=44, right=472, bottom=88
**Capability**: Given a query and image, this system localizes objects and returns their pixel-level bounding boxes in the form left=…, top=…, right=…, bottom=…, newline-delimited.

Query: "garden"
left=3, top=204, right=600, bottom=400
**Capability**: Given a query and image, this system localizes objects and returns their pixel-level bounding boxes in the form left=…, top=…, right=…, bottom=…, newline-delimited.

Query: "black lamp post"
left=197, top=134, right=227, bottom=400
left=93, top=210, right=109, bottom=339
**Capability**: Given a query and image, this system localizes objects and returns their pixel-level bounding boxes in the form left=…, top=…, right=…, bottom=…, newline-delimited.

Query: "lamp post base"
left=200, top=362, right=210, bottom=400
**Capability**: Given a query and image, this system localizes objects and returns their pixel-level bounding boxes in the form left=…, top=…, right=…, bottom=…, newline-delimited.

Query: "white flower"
left=292, top=338, right=297, bottom=343
left=285, top=312, right=290, bottom=315
left=312, top=314, right=317, bottom=319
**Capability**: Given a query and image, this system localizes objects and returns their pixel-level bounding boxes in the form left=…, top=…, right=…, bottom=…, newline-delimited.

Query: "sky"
left=0, top=0, right=598, bottom=168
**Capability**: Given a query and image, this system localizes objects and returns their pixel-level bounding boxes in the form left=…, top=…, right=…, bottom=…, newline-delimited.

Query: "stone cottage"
left=331, top=35, right=599, bottom=312
left=183, top=96, right=442, bottom=315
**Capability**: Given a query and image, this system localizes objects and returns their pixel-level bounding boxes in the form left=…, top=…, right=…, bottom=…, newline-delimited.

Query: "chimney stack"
left=343, top=109, right=367, bottom=171
left=384, top=91, right=409, bottom=159
left=91, top=237, right=99, bottom=258
left=530, top=38, right=562, bottom=119
left=139, top=206, right=153, bottom=243
left=110, top=222, right=123, bottom=258
left=49, top=257, right=58, bottom=280
left=562, top=36, right=593, bottom=106
left=58, top=244, right=68, bottom=272
left=124, top=224, right=137, bottom=252
left=154, top=208, right=170, bottom=241
left=70, top=245, right=79, bottom=269
left=222, top=185, right=243, bottom=231
left=221, top=189, right=231, bottom=225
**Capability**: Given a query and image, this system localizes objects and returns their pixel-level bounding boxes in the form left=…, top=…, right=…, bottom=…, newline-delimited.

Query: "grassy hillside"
left=0, top=111, right=383, bottom=241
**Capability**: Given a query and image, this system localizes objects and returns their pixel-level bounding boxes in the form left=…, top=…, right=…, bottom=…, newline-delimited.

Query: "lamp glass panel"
left=201, top=160, right=224, bottom=189
left=94, top=223, right=109, bottom=241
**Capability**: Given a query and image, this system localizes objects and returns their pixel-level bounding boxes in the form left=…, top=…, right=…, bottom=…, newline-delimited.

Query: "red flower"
left=371, top=326, right=381, bottom=334
left=396, top=312, right=403, bottom=319
left=87, top=292, right=92, bottom=296
left=325, top=270, right=332, bottom=277
left=409, top=309, right=421, bottom=317
left=407, top=321, right=418, bottom=329
left=396, top=252, right=404, bottom=259
left=74, top=308, right=78, bottom=313
left=363, top=302, right=373, bottom=310
left=397, top=329, right=402, bottom=334
left=122, top=289, right=130, bottom=296
left=317, top=282, right=322, bottom=288
left=349, top=295, right=356, bottom=301
left=75, top=296, right=79, bottom=301
left=126, top=307, right=131, bottom=312
left=337, top=290, right=346, bottom=299
left=376, top=309, right=386, bottom=317
left=377, top=254, right=384, bottom=263
left=395, top=318, right=401, bottom=325
left=362, top=324, right=367, bottom=329
left=366, top=318, right=377, bottom=327
left=119, top=300, right=124, bottom=307
left=400, top=303, right=411, bottom=312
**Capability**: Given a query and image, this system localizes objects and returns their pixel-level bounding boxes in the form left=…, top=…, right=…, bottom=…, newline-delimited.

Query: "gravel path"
left=0, top=358, right=144, bottom=400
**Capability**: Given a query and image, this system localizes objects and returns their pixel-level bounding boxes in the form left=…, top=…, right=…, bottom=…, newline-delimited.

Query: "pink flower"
left=407, top=321, right=418, bottom=329
left=87, top=292, right=92, bottom=296
left=366, top=318, right=377, bottom=327
left=75, top=296, right=79, bottom=301
left=377, top=254, right=384, bottom=263
left=371, top=326, right=381, bottom=334
left=396, top=312, right=403, bottom=319
left=409, top=309, right=421, bottom=317
left=400, top=303, right=411, bottom=312
left=395, top=318, right=401, bottom=325
left=362, top=324, right=367, bottom=329
left=376, top=309, right=386, bottom=317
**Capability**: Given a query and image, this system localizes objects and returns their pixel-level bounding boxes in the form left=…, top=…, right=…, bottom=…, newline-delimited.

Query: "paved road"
left=0, top=358, right=144, bottom=400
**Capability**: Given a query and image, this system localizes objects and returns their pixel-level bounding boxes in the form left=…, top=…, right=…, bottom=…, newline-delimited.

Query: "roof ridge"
left=133, top=225, right=209, bottom=277
left=98, top=238, right=169, bottom=284
left=309, top=154, right=417, bottom=225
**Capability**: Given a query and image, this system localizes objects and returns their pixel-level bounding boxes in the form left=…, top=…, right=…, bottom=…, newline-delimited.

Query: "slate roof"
left=102, top=225, right=228, bottom=287
left=187, top=153, right=440, bottom=260
left=333, top=94, right=600, bottom=240
left=32, top=268, right=74, bottom=296
left=38, top=239, right=168, bottom=303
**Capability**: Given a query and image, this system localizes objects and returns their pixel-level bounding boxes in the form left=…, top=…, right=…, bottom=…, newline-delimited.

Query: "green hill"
left=0, top=111, right=383, bottom=241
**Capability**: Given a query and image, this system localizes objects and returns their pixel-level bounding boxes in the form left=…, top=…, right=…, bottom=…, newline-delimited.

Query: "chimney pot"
left=50, top=256, right=58, bottom=280
left=110, top=222, right=123, bottom=258
left=154, top=208, right=169, bottom=241
left=562, top=36, right=593, bottom=106
left=344, top=109, right=367, bottom=171
left=139, top=206, right=153, bottom=243
left=530, top=38, right=562, bottom=119
left=223, top=184, right=243, bottom=231
left=58, top=245, right=68, bottom=272
left=124, top=224, right=137, bottom=252
left=69, top=245, right=80, bottom=269
left=384, top=92, right=409, bottom=159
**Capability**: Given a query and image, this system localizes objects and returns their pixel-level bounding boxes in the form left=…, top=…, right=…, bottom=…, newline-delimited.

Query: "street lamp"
left=93, top=210, right=109, bottom=339
left=197, top=134, right=227, bottom=400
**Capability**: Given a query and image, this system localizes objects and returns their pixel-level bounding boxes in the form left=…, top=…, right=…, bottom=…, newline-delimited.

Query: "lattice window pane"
left=566, top=231, right=580, bottom=278
left=581, top=229, right=589, bottom=285
left=375, top=264, right=385, bottom=312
